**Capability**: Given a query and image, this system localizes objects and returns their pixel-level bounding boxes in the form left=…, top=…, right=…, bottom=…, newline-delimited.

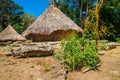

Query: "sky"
left=13, top=0, right=49, bottom=18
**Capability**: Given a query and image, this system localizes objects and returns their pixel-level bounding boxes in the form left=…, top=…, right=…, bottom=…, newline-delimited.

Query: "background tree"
left=20, top=13, right=35, bottom=31
left=49, top=0, right=120, bottom=41
left=99, top=0, right=120, bottom=41
left=49, top=0, right=80, bottom=26
left=49, top=0, right=95, bottom=27
left=0, top=0, right=23, bottom=29
left=0, top=0, right=35, bottom=33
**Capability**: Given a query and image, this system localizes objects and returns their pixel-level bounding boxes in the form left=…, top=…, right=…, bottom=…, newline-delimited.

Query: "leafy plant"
left=60, top=33, right=100, bottom=71
left=99, top=42, right=107, bottom=50
left=80, top=41, right=100, bottom=69
left=44, top=65, right=50, bottom=72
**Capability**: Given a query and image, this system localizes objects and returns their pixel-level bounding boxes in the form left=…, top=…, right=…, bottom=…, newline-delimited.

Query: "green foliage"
left=50, top=0, right=120, bottom=41
left=116, top=38, right=120, bottom=43
left=99, top=0, right=120, bottom=41
left=60, top=33, right=100, bottom=71
left=20, top=13, right=35, bottom=31
left=13, top=23, right=24, bottom=33
left=0, top=0, right=24, bottom=29
left=0, top=0, right=35, bottom=33
left=99, top=42, right=107, bottom=51
left=36, top=52, right=42, bottom=57
left=44, top=65, right=50, bottom=72
left=84, top=0, right=106, bottom=43
left=49, top=0, right=82, bottom=26
left=80, top=42, right=99, bottom=69
left=0, top=26, right=3, bottom=32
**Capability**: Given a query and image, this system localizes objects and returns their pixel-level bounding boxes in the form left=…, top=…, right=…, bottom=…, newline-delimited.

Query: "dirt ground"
left=0, top=46, right=120, bottom=80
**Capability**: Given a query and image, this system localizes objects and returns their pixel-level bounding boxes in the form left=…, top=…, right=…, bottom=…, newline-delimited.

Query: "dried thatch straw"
left=22, top=5, right=83, bottom=42
left=0, top=25, right=26, bottom=41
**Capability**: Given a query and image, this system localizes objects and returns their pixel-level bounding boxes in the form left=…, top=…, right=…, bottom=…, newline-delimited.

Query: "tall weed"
left=60, top=33, right=100, bottom=71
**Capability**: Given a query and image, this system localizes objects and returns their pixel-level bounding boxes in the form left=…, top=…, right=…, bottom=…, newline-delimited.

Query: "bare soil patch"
left=0, top=46, right=120, bottom=80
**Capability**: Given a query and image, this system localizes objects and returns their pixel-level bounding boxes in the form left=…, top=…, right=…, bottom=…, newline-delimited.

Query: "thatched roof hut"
left=0, top=25, right=26, bottom=42
left=22, top=5, right=83, bottom=42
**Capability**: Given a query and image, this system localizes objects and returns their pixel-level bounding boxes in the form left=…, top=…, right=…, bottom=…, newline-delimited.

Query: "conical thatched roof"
left=22, top=5, right=83, bottom=38
left=0, top=25, right=26, bottom=41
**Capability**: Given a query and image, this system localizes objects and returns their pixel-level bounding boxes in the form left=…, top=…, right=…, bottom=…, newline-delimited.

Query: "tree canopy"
left=49, top=0, right=120, bottom=41
left=100, top=0, right=120, bottom=41
left=0, top=0, right=35, bottom=33
left=0, top=0, right=23, bottom=28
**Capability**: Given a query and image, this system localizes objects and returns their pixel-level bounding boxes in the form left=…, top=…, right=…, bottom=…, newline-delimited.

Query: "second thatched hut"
left=22, top=5, right=83, bottom=42
left=0, top=25, right=26, bottom=42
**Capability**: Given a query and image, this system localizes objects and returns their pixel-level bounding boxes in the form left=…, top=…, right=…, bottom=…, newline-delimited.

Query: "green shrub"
left=116, top=38, right=120, bottom=43
left=60, top=33, right=100, bottom=71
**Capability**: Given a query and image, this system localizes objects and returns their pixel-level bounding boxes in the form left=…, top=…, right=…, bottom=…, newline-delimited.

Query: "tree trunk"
left=78, top=0, right=83, bottom=29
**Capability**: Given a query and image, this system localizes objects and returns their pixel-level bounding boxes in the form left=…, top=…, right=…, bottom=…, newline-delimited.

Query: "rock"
left=98, top=42, right=116, bottom=51
left=106, top=42, right=116, bottom=50
left=0, top=41, right=12, bottom=46
left=12, top=43, right=53, bottom=57
left=98, top=46, right=105, bottom=51
left=98, top=40, right=108, bottom=43
left=6, top=52, right=12, bottom=56
left=82, top=67, right=91, bottom=73
left=110, top=70, right=120, bottom=76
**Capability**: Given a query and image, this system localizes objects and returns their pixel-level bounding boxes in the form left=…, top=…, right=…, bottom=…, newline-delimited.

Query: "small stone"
left=50, top=65, right=56, bottom=69
left=110, top=70, right=120, bottom=76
